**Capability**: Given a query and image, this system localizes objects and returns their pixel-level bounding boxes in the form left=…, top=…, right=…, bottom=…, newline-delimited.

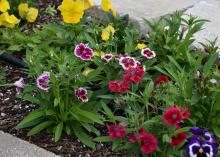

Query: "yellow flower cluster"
left=18, top=3, right=38, bottom=23
left=59, top=0, right=116, bottom=24
left=0, top=0, right=38, bottom=28
left=101, top=0, right=116, bottom=16
left=135, top=43, right=147, bottom=50
left=101, top=25, right=115, bottom=41
left=0, top=0, right=19, bottom=28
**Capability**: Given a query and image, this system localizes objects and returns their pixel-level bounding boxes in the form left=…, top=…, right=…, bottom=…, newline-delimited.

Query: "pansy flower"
left=74, top=87, right=88, bottom=103
left=101, top=53, right=113, bottom=62
left=18, top=3, right=38, bottom=23
left=101, top=24, right=115, bottom=41
left=135, top=43, right=147, bottom=50
left=186, top=136, right=217, bottom=157
left=101, top=0, right=116, bottom=16
left=14, top=77, right=25, bottom=94
left=141, top=48, right=156, bottom=59
left=0, top=12, right=20, bottom=28
left=190, top=127, right=216, bottom=144
left=0, top=0, right=10, bottom=12
left=58, top=0, right=84, bottom=24
left=37, top=71, right=50, bottom=91
left=119, top=56, right=137, bottom=70
left=74, top=43, right=94, bottom=61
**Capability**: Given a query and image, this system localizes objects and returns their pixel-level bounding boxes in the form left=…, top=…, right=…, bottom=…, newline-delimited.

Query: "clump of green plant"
left=145, top=12, right=208, bottom=64
left=16, top=46, right=105, bottom=148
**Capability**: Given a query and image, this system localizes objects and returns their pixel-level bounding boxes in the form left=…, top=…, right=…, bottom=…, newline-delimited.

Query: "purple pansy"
left=186, top=127, right=217, bottom=157
left=14, top=77, right=25, bottom=94
left=74, top=43, right=94, bottom=61
left=186, top=136, right=217, bottom=157
left=37, top=71, right=50, bottom=91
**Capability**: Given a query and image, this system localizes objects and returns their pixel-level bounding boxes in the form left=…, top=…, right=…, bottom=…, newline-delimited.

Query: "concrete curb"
left=0, top=131, right=59, bottom=157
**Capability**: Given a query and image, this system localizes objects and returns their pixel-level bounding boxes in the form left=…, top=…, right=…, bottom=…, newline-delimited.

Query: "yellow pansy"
left=0, top=0, right=10, bottom=13
left=18, top=3, right=38, bottom=23
left=0, top=12, right=20, bottom=28
left=101, top=0, right=116, bottom=16
left=18, top=3, right=29, bottom=17
left=94, top=51, right=105, bottom=57
left=26, top=8, right=38, bottom=23
left=82, top=67, right=94, bottom=76
left=101, top=25, right=115, bottom=41
left=59, top=0, right=84, bottom=24
left=135, top=43, right=147, bottom=50
left=83, top=0, right=95, bottom=10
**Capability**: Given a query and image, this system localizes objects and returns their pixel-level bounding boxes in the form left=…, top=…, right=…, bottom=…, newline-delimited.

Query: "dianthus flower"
left=37, top=71, right=50, bottom=91
left=107, top=122, right=127, bottom=139
left=163, top=105, right=183, bottom=125
left=154, top=75, right=169, bottom=84
left=141, top=48, right=156, bottom=59
left=138, top=128, right=158, bottom=154
left=101, top=53, right=113, bottom=62
left=119, top=56, right=137, bottom=70
left=171, top=125, right=187, bottom=147
left=14, top=77, right=25, bottom=94
left=74, top=43, right=94, bottom=61
left=74, top=87, right=88, bottom=102
left=108, top=80, right=130, bottom=93
left=128, top=133, right=137, bottom=143
left=123, top=65, right=145, bottom=83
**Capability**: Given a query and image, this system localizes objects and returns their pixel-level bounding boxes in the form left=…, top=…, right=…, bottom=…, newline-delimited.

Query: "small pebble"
left=57, top=146, right=62, bottom=151
left=1, top=112, right=6, bottom=117
left=4, top=98, right=9, bottom=101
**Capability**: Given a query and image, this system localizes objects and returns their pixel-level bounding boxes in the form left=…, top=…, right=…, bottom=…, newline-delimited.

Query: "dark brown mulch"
left=0, top=61, right=125, bottom=157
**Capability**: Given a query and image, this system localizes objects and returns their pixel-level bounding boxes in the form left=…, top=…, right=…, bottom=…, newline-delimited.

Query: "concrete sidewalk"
left=94, top=0, right=220, bottom=47
left=0, top=131, right=58, bottom=157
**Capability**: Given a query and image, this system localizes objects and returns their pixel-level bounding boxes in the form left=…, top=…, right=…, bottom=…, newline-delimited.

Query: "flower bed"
left=0, top=0, right=220, bottom=157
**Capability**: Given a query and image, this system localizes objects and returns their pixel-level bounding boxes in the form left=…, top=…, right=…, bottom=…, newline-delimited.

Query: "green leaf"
left=55, top=122, right=63, bottom=142
left=173, top=127, right=191, bottom=135
left=16, top=110, right=45, bottom=129
left=203, top=53, right=218, bottom=78
left=213, top=127, right=220, bottom=138
left=72, top=107, right=103, bottom=125
left=94, top=136, right=112, bottom=142
left=143, top=81, right=154, bottom=101
left=72, top=125, right=95, bottom=149
left=7, top=45, right=22, bottom=51
left=27, top=121, right=54, bottom=136
left=101, top=101, right=114, bottom=119
left=97, top=95, right=115, bottom=99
